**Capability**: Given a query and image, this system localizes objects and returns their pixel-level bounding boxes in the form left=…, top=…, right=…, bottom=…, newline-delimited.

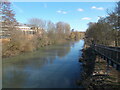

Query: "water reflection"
left=3, top=40, right=84, bottom=88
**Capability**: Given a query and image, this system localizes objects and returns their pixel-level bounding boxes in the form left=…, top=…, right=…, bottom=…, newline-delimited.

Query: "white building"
left=16, top=25, right=37, bottom=34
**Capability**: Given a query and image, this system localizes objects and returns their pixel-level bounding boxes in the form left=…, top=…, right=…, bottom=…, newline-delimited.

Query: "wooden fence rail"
left=91, top=44, right=120, bottom=71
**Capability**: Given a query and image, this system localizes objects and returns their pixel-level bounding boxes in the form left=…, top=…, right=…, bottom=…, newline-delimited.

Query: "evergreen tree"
left=1, top=1, right=17, bottom=37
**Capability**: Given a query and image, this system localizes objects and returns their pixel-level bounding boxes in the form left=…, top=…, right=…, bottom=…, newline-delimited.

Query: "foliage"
left=85, top=1, right=120, bottom=46
left=69, top=32, right=85, bottom=40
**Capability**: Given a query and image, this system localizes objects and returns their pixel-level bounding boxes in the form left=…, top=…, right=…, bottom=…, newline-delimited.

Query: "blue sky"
left=12, top=2, right=116, bottom=31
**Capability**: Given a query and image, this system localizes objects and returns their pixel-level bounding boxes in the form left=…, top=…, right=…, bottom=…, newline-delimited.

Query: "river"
left=3, top=40, right=84, bottom=88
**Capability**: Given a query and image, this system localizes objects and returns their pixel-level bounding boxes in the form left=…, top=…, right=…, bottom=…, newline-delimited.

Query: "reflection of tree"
left=3, top=67, right=28, bottom=88
left=57, top=44, right=71, bottom=58
left=48, top=56, right=56, bottom=64
left=72, top=43, right=75, bottom=48
left=3, top=42, right=72, bottom=88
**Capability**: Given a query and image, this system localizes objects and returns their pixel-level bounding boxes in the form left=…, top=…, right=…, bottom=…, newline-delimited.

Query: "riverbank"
left=78, top=46, right=120, bottom=89
left=2, top=31, right=84, bottom=58
left=2, top=39, right=82, bottom=62
left=2, top=38, right=71, bottom=58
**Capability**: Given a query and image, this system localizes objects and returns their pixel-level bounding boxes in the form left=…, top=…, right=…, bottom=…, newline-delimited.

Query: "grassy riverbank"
left=2, top=38, right=67, bottom=58
left=2, top=40, right=71, bottom=65
left=2, top=30, right=84, bottom=58
left=78, top=46, right=120, bottom=89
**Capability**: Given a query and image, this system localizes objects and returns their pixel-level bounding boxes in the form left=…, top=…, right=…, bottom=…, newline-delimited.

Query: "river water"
left=3, top=40, right=84, bottom=88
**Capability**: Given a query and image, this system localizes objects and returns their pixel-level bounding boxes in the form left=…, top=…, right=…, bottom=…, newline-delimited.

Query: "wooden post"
left=117, top=71, right=120, bottom=83
left=106, top=59, right=110, bottom=75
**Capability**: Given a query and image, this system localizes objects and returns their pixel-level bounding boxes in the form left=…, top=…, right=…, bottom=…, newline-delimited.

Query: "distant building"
left=1, top=23, right=43, bottom=39
left=15, top=25, right=42, bottom=35
left=17, top=25, right=31, bottom=30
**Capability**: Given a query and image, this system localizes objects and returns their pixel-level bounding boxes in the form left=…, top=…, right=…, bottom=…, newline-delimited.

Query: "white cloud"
left=57, top=10, right=67, bottom=14
left=77, top=8, right=84, bottom=12
left=91, top=6, right=104, bottom=10
left=62, top=11, right=67, bottom=14
left=81, top=17, right=91, bottom=20
left=91, top=6, right=96, bottom=9
left=57, top=10, right=62, bottom=13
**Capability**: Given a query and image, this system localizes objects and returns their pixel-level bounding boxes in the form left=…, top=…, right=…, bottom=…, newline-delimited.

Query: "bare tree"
left=56, top=22, right=64, bottom=34
left=64, top=23, right=71, bottom=36
left=28, top=18, right=46, bottom=29
left=106, top=1, right=120, bottom=46
left=86, top=1, right=120, bottom=46
left=47, top=21, right=56, bottom=39
left=47, top=21, right=56, bottom=32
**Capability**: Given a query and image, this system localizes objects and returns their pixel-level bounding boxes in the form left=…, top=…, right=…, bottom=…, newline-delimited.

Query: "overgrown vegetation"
left=85, top=1, right=120, bottom=46
left=1, top=1, right=84, bottom=57
left=69, top=31, right=85, bottom=40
